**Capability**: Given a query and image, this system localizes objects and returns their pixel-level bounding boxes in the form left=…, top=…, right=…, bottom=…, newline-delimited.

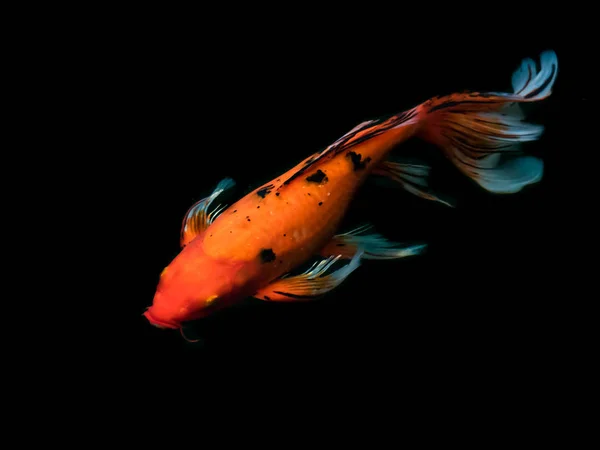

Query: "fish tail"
left=413, top=50, right=558, bottom=194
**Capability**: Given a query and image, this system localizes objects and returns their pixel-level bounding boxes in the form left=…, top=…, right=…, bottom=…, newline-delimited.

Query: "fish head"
left=144, top=239, right=247, bottom=329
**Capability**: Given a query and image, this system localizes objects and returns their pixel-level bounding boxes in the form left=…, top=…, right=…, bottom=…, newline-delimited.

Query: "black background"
left=92, top=24, right=588, bottom=382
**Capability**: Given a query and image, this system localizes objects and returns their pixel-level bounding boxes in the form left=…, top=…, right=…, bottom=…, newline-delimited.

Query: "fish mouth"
left=143, top=309, right=180, bottom=330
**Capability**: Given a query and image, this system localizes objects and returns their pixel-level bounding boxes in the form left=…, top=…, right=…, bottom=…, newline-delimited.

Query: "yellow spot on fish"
left=206, top=294, right=218, bottom=305
left=161, top=267, right=168, bottom=277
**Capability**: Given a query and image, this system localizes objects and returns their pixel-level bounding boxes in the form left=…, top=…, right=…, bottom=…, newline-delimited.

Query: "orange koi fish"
left=144, top=50, right=558, bottom=331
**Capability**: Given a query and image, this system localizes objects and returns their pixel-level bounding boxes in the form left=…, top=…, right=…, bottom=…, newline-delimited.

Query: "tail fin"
left=415, top=50, right=558, bottom=194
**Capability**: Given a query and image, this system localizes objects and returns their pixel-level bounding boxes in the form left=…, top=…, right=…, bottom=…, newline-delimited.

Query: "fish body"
left=203, top=117, right=420, bottom=280
left=144, top=50, right=558, bottom=331
left=146, top=121, right=418, bottom=328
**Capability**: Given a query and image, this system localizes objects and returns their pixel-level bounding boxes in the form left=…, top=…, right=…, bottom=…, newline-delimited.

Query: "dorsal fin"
left=180, top=177, right=235, bottom=247
left=279, top=108, right=419, bottom=188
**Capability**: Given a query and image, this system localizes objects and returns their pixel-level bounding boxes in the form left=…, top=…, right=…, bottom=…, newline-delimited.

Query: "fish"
left=144, top=50, right=558, bottom=331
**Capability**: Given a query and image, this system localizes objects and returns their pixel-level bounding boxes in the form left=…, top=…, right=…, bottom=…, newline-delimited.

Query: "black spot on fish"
left=257, top=206, right=260, bottom=208
left=318, top=202, right=323, bottom=206
left=259, top=248, right=276, bottom=263
left=276, top=111, right=415, bottom=185
left=275, top=192, right=280, bottom=196
left=283, top=234, right=286, bottom=237
left=307, top=193, right=311, bottom=196
left=282, top=155, right=324, bottom=185
left=306, top=169, right=328, bottom=184
left=233, top=210, right=237, bottom=213
left=257, top=184, right=274, bottom=198
left=346, top=151, right=371, bottom=171
left=336, top=243, right=345, bottom=247
left=264, top=295, right=272, bottom=301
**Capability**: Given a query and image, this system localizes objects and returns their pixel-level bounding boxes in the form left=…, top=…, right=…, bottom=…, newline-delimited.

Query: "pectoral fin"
left=253, top=251, right=362, bottom=302
left=320, top=224, right=426, bottom=260
left=180, top=177, right=236, bottom=247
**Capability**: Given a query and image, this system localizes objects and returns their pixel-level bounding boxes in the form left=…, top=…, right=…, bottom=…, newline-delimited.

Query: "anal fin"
left=253, top=251, right=362, bottom=302
left=320, top=224, right=426, bottom=260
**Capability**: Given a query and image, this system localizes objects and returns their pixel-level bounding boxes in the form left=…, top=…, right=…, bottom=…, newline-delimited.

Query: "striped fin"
left=320, top=224, right=427, bottom=260
left=416, top=50, right=557, bottom=194
left=180, top=177, right=236, bottom=247
left=511, top=50, right=558, bottom=99
left=253, top=250, right=363, bottom=301
left=371, top=158, right=454, bottom=207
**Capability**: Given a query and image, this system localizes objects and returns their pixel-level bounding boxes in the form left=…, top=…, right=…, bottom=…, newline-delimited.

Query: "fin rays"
left=180, top=177, right=236, bottom=247
left=322, top=224, right=427, bottom=260
left=417, top=50, right=557, bottom=194
left=254, top=251, right=363, bottom=301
